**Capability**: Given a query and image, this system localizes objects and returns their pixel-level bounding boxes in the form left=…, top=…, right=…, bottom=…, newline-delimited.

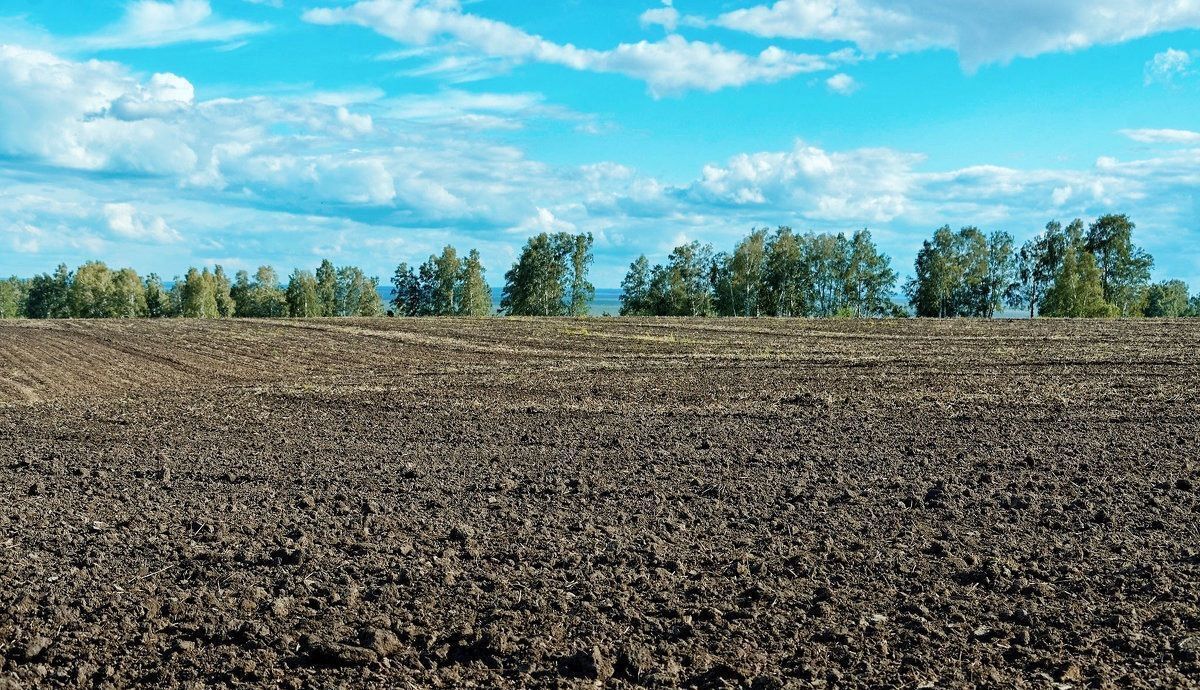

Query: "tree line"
left=621, top=228, right=903, bottom=317
left=910, top=214, right=1197, bottom=318
left=2, top=220, right=1197, bottom=320
left=0, top=260, right=387, bottom=320
left=0, top=232, right=596, bottom=320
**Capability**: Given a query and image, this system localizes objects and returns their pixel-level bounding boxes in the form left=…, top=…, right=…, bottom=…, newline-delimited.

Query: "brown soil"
left=1, top=318, right=1198, bottom=689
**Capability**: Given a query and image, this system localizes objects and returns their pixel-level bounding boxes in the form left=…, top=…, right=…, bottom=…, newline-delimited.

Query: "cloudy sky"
left=1, top=0, right=1198, bottom=287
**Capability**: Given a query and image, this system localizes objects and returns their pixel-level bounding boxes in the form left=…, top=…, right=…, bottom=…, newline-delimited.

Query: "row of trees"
left=3, top=219, right=1197, bottom=320
left=0, top=260, right=385, bottom=320
left=0, top=232, right=596, bottom=320
left=908, top=214, right=1197, bottom=318
left=391, top=247, right=492, bottom=317
left=619, top=228, right=902, bottom=317
left=388, top=232, right=595, bottom=317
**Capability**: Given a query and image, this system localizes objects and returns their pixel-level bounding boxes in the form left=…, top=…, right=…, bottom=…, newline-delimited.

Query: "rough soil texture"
left=1, top=318, right=1198, bottom=689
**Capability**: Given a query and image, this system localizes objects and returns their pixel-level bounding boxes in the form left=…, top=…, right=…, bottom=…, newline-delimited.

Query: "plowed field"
left=1, top=318, right=1198, bottom=688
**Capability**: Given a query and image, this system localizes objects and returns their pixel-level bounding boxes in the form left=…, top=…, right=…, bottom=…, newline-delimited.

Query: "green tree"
left=144, top=274, right=171, bottom=318
left=181, top=267, right=219, bottom=318
left=1042, top=243, right=1115, bottom=318
left=1009, top=236, right=1051, bottom=318
left=844, top=229, right=899, bottom=317
left=231, top=270, right=252, bottom=315
left=432, top=246, right=462, bottom=316
left=233, top=266, right=287, bottom=317
left=568, top=233, right=595, bottom=317
left=390, top=263, right=422, bottom=317
left=287, top=269, right=322, bottom=317
left=458, top=249, right=492, bottom=317
left=1143, top=280, right=1191, bottom=317
left=727, top=229, right=768, bottom=316
left=31, top=264, right=73, bottom=318
left=762, top=227, right=809, bottom=317
left=316, top=259, right=338, bottom=317
left=334, top=266, right=384, bottom=317
left=0, top=277, right=27, bottom=318
left=667, top=240, right=714, bottom=316
left=109, top=267, right=146, bottom=318
left=416, top=259, right=438, bottom=316
left=619, top=255, right=653, bottom=316
left=502, top=233, right=569, bottom=316
left=213, top=266, right=236, bottom=318
left=70, top=261, right=114, bottom=318
left=907, top=226, right=1012, bottom=318
left=1086, top=214, right=1153, bottom=316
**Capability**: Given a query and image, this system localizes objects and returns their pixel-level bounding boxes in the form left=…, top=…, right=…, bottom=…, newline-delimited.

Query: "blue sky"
left=1, top=0, right=1198, bottom=288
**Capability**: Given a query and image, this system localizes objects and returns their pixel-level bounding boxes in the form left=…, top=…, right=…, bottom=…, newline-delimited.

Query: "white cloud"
left=1121, top=128, right=1200, bottom=145
left=334, top=106, right=374, bottom=136
left=0, top=45, right=199, bottom=173
left=641, top=1, right=680, bottom=32
left=79, top=0, right=269, bottom=50
left=683, top=141, right=919, bottom=223
left=110, top=72, right=195, bottom=120
left=1144, top=48, right=1196, bottom=85
left=303, top=0, right=845, bottom=95
left=103, top=203, right=183, bottom=243
left=510, top=207, right=577, bottom=235
left=825, top=73, right=858, bottom=94
left=710, top=0, right=1200, bottom=70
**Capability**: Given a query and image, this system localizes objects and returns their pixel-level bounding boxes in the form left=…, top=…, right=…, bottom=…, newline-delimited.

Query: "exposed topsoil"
left=0, top=318, right=1198, bottom=689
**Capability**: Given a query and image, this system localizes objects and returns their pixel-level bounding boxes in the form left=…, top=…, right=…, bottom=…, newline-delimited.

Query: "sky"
left=0, top=0, right=1198, bottom=289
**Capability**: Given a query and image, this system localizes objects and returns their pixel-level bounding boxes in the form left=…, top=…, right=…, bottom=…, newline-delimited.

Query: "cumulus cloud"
left=0, top=45, right=199, bottom=173
left=825, top=73, right=858, bottom=94
left=303, top=0, right=845, bottom=95
left=640, top=1, right=681, bottom=32
left=1144, top=48, right=1196, bottom=85
left=79, top=0, right=269, bottom=50
left=683, top=141, right=919, bottom=223
left=510, top=207, right=578, bottom=235
left=103, top=203, right=183, bottom=243
left=710, top=0, right=1200, bottom=69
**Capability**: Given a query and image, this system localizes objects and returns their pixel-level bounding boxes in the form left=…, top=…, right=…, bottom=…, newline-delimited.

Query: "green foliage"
left=1041, top=243, right=1116, bottom=318
left=109, top=268, right=146, bottom=318
left=432, top=246, right=462, bottom=316
left=213, top=266, right=236, bottom=318
left=286, top=270, right=322, bottom=318
left=0, top=217, right=1181, bottom=322
left=234, top=266, right=288, bottom=317
left=316, top=259, right=338, bottom=317
left=624, top=228, right=898, bottom=318
left=906, top=227, right=1016, bottom=317
left=56, top=262, right=147, bottom=318
left=181, top=268, right=220, bottom=318
left=1142, top=280, right=1191, bottom=317
left=389, top=245, right=491, bottom=317
left=458, top=249, right=492, bottom=317
left=390, top=263, right=423, bottom=317
left=619, top=255, right=653, bottom=316
left=1086, top=214, right=1153, bottom=316
left=0, top=277, right=27, bottom=318
left=334, top=266, right=384, bottom=317
left=568, top=233, right=595, bottom=317
left=502, top=232, right=593, bottom=316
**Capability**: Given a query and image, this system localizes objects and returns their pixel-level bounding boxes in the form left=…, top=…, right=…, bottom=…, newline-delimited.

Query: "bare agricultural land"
left=1, top=318, right=1198, bottom=689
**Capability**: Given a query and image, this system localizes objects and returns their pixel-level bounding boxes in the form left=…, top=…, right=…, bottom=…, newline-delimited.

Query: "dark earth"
left=1, top=318, right=1198, bottom=688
